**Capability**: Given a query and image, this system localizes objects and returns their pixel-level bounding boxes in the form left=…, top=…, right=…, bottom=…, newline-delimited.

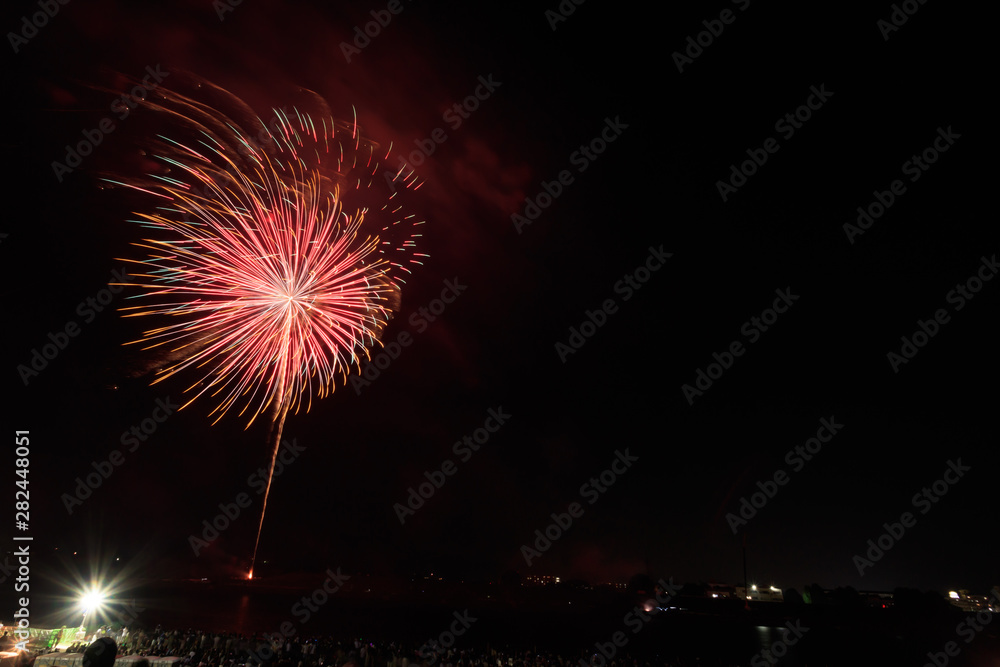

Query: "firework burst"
left=107, top=77, right=426, bottom=576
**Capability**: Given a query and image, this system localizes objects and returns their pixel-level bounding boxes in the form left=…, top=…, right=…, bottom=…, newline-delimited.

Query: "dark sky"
left=2, top=0, right=995, bottom=611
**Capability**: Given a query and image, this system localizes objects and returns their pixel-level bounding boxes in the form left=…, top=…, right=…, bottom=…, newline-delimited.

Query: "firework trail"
left=107, top=76, right=427, bottom=577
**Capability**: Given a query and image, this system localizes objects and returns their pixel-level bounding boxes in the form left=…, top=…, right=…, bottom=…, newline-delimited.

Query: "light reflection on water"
left=756, top=624, right=775, bottom=651
left=751, top=623, right=807, bottom=666
left=235, top=595, right=250, bottom=635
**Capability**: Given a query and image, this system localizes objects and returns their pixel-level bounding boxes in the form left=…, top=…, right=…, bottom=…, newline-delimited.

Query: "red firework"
left=108, top=78, right=426, bottom=577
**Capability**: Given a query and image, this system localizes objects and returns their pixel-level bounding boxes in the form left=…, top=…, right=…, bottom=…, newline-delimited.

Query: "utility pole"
left=743, top=533, right=750, bottom=611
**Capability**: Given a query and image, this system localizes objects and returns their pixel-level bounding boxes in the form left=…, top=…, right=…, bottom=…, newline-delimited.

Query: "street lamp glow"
left=80, top=590, right=105, bottom=612
left=78, top=587, right=108, bottom=634
left=81, top=591, right=104, bottom=611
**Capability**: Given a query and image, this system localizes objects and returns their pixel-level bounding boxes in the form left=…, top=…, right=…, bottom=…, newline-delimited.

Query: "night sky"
left=2, top=0, right=996, bottom=613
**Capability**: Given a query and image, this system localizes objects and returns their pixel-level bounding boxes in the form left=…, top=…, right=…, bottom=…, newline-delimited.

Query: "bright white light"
left=80, top=590, right=105, bottom=612
left=949, top=591, right=960, bottom=599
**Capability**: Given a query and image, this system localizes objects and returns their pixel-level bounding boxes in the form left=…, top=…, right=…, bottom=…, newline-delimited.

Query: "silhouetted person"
left=83, top=637, right=118, bottom=667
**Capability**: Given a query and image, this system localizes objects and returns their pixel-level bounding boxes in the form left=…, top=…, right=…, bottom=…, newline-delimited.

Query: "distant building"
left=706, top=583, right=736, bottom=599
left=735, top=585, right=784, bottom=602
left=949, top=589, right=994, bottom=613
left=523, top=574, right=560, bottom=587
left=860, top=591, right=894, bottom=608
left=598, top=582, right=628, bottom=590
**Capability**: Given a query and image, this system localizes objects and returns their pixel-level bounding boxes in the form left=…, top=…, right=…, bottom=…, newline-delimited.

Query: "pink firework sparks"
left=107, top=78, right=427, bottom=576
